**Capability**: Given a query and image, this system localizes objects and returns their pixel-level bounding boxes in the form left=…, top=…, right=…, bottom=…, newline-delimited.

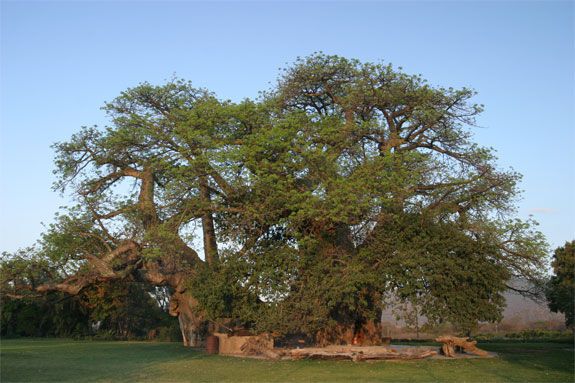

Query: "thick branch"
left=209, top=169, right=235, bottom=197
left=34, top=241, right=142, bottom=296
left=102, top=240, right=140, bottom=263
left=82, top=167, right=142, bottom=195
left=199, top=176, right=218, bottom=264
left=138, top=167, right=159, bottom=228
left=36, top=277, right=89, bottom=295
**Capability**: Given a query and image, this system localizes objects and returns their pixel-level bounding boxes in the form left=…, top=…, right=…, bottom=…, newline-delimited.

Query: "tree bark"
left=199, top=175, right=218, bottom=265
left=435, top=336, right=489, bottom=357
left=169, top=291, right=203, bottom=347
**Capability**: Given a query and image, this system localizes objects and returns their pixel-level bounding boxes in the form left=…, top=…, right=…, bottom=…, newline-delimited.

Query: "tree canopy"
left=1, top=54, right=549, bottom=345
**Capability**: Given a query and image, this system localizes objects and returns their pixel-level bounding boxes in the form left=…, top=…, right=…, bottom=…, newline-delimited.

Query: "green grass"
left=1, top=339, right=573, bottom=382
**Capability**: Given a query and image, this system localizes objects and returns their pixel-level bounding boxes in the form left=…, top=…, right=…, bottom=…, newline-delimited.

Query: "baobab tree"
left=2, top=55, right=548, bottom=345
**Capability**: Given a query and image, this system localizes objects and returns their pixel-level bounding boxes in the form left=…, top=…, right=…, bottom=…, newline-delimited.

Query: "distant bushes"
left=475, top=329, right=573, bottom=342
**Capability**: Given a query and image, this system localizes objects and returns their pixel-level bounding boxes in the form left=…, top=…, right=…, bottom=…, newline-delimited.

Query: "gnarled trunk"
left=169, top=291, right=204, bottom=347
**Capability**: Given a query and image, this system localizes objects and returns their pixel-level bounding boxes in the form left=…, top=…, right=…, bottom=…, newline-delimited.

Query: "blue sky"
left=1, top=1, right=573, bottom=255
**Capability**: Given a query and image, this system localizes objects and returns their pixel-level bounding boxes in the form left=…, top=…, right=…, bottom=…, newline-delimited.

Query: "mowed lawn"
left=1, top=339, right=573, bottom=382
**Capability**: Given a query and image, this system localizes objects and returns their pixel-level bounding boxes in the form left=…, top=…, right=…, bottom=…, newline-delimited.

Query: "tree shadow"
left=484, top=342, right=574, bottom=376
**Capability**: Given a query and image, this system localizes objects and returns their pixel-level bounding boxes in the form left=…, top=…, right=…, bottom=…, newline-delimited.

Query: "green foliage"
left=82, top=280, right=168, bottom=339
left=546, top=240, right=575, bottom=327
left=365, top=213, right=509, bottom=332
left=0, top=250, right=172, bottom=339
left=1, top=293, right=91, bottom=338
left=189, top=255, right=261, bottom=325
left=269, top=254, right=381, bottom=336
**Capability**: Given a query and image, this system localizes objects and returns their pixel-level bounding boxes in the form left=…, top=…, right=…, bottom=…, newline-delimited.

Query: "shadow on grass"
left=1, top=339, right=209, bottom=382
left=482, top=342, right=575, bottom=377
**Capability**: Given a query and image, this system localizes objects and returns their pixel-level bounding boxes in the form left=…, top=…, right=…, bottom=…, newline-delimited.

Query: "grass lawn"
left=1, top=339, right=573, bottom=382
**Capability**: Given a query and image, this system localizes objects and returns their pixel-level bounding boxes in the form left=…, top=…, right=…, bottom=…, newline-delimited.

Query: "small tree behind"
left=546, top=240, right=575, bottom=328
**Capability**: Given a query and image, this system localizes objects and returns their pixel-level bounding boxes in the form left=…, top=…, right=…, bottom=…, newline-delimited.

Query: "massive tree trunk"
left=142, top=244, right=205, bottom=347
left=169, top=291, right=203, bottom=347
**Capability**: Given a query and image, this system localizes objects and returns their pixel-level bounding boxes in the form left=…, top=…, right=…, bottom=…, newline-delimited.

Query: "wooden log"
left=289, top=346, right=437, bottom=362
left=289, top=348, right=355, bottom=360
left=441, top=344, right=455, bottom=357
left=436, top=336, right=489, bottom=357
left=354, top=350, right=437, bottom=362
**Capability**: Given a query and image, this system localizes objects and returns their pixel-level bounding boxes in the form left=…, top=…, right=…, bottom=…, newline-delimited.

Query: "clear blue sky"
left=1, top=1, right=573, bottom=255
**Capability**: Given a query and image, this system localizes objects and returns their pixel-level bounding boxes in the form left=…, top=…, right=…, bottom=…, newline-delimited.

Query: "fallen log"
left=354, top=350, right=437, bottom=362
left=289, top=346, right=437, bottom=362
left=290, top=349, right=356, bottom=361
left=435, top=335, right=489, bottom=357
